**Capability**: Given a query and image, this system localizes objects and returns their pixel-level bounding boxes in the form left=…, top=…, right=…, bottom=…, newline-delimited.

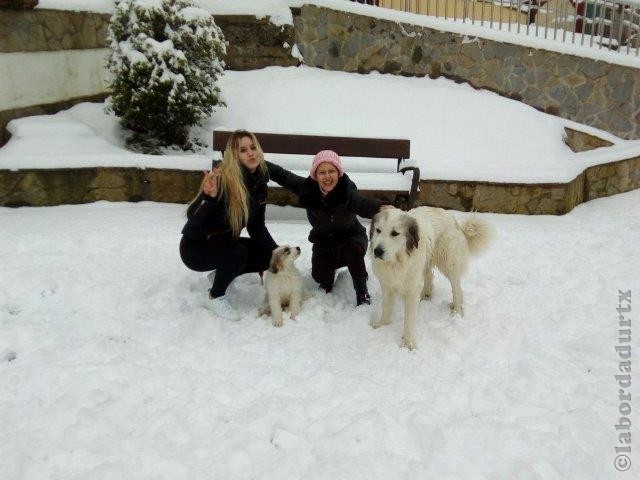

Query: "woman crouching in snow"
left=267, top=150, right=394, bottom=306
left=180, top=130, right=277, bottom=320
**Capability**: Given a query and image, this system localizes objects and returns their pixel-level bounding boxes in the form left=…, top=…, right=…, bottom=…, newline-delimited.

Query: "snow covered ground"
left=2, top=66, right=638, bottom=185
left=1, top=191, right=639, bottom=479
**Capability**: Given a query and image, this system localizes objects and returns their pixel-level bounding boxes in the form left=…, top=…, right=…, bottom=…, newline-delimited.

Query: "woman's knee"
left=222, top=243, right=249, bottom=271
left=341, top=242, right=368, bottom=279
left=342, top=240, right=366, bottom=258
left=342, top=242, right=367, bottom=268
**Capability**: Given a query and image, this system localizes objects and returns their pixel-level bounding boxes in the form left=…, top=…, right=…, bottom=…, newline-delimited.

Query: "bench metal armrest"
left=399, top=166, right=420, bottom=209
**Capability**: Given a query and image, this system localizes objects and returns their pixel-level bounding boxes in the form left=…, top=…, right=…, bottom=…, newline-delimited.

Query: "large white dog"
left=369, top=207, right=493, bottom=350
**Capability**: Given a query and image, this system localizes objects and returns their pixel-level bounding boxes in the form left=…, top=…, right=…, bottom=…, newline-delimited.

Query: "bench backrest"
left=213, top=130, right=410, bottom=171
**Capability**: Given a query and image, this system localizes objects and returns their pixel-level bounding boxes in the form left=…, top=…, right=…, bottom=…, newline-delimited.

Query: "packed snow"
left=1, top=191, right=639, bottom=479
left=2, top=66, right=638, bottom=185
left=4, top=4, right=637, bottom=480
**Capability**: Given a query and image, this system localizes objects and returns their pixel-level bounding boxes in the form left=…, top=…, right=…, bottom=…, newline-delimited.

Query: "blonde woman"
left=180, top=130, right=277, bottom=320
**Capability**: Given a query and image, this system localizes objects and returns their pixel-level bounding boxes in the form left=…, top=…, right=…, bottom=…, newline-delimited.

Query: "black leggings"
left=311, top=240, right=367, bottom=291
left=180, top=236, right=272, bottom=298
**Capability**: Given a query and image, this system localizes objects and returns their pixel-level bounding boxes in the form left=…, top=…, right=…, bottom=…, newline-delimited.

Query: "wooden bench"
left=212, top=130, right=420, bottom=209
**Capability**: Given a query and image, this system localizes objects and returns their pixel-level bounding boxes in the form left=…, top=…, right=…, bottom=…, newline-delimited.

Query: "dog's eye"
left=391, top=230, right=399, bottom=237
left=375, top=228, right=381, bottom=234
left=283, top=247, right=290, bottom=254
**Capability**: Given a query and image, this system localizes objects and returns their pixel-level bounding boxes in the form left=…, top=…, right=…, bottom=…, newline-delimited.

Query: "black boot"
left=353, top=277, right=371, bottom=306
left=320, top=282, right=333, bottom=294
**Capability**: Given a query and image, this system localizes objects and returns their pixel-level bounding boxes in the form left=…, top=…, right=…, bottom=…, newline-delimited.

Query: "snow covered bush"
left=106, top=0, right=226, bottom=151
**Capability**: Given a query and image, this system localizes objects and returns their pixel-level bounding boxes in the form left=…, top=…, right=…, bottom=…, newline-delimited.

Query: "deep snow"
left=1, top=191, right=639, bottom=479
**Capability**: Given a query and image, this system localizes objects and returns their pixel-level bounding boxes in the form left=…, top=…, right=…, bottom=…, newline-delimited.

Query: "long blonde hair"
left=189, top=130, right=267, bottom=237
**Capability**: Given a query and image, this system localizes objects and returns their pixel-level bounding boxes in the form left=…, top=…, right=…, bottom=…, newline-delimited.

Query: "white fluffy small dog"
left=369, top=206, right=493, bottom=350
left=260, top=245, right=305, bottom=327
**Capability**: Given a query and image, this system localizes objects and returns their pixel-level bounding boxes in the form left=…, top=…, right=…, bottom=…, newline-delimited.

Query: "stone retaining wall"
left=215, top=15, right=298, bottom=71
left=293, top=5, right=640, bottom=140
left=2, top=153, right=638, bottom=214
left=0, top=9, right=110, bottom=52
left=584, top=156, right=640, bottom=202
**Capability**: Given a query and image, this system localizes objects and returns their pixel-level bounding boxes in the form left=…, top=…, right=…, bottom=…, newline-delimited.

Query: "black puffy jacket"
left=181, top=165, right=277, bottom=252
left=267, top=162, right=381, bottom=253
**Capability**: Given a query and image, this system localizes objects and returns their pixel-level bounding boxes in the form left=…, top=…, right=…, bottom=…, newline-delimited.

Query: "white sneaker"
left=204, top=293, right=240, bottom=321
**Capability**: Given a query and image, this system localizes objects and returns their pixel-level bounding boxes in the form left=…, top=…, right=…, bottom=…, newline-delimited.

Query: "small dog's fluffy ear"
left=269, top=248, right=285, bottom=274
left=403, top=216, right=420, bottom=253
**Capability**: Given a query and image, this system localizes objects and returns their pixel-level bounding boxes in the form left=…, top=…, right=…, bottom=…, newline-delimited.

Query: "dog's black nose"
left=295, top=246, right=301, bottom=253
left=373, top=246, right=385, bottom=259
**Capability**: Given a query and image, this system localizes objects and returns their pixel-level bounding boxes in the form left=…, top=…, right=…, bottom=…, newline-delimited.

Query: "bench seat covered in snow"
left=212, top=130, right=420, bottom=209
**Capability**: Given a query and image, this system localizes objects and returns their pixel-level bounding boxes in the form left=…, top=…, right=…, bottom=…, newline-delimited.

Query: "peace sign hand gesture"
left=202, top=168, right=220, bottom=197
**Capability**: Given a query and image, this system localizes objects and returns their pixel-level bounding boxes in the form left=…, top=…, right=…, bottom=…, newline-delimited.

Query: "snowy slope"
left=2, top=67, right=638, bottom=184
left=1, top=191, right=639, bottom=479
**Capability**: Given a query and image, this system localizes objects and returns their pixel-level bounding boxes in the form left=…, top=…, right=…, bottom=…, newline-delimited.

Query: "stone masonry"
left=2, top=153, right=638, bottom=214
left=293, top=5, right=640, bottom=140
left=0, top=9, right=110, bottom=52
left=215, top=15, right=298, bottom=70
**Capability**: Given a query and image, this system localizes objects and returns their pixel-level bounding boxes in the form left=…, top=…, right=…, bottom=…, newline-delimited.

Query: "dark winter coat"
left=267, top=162, right=381, bottom=254
left=181, top=164, right=277, bottom=253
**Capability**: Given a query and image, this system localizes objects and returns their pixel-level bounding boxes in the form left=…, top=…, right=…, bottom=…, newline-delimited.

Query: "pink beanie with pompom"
left=310, top=150, right=344, bottom=181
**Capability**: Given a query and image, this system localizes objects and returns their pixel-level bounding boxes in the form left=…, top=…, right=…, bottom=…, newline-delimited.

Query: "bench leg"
left=394, top=194, right=410, bottom=211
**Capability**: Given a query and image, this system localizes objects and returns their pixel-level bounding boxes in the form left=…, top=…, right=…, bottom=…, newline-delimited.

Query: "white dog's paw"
left=259, top=305, right=270, bottom=316
left=272, top=317, right=283, bottom=327
left=421, top=291, right=432, bottom=301
left=371, top=318, right=391, bottom=329
left=449, top=303, right=464, bottom=316
left=402, top=336, right=417, bottom=351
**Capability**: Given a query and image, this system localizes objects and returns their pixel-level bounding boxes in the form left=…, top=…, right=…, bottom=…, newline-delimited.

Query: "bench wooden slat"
left=269, top=170, right=412, bottom=192
left=213, top=131, right=410, bottom=159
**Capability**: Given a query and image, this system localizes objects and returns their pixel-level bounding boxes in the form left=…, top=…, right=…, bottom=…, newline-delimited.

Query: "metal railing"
left=351, top=0, right=640, bottom=56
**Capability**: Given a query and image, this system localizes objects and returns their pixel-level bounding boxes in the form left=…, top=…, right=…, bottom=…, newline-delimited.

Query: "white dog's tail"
left=460, top=217, right=493, bottom=255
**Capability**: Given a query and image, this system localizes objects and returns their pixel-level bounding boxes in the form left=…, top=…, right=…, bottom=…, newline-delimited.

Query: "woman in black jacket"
left=267, top=150, right=392, bottom=306
left=180, top=130, right=277, bottom=320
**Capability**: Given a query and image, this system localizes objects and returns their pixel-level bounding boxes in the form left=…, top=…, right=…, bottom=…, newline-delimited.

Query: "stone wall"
left=0, top=9, right=110, bottom=52
left=215, top=15, right=298, bottom=71
left=2, top=152, right=638, bottom=213
left=564, top=128, right=613, bottom=152
left=293, top=5, right=640, bottom=140
left=584, top=156, right=640, bottom=201
left=417, top=177, right=585, bottom=215
left=0, top=167, right=204, bottom=207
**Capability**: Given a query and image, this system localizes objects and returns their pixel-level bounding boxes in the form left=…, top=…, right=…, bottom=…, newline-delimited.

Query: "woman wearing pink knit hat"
left=267, top=150, right=393, bottom=306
